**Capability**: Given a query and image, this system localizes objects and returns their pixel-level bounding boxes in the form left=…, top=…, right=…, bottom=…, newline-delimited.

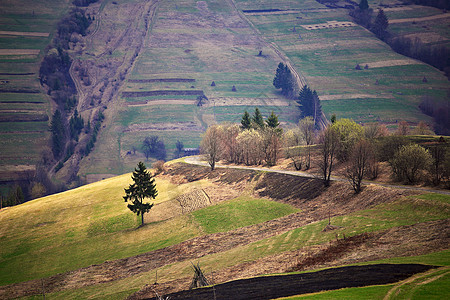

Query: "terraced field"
left=234, top=0, right=449, bottom=123
left=0, top=0, right=71, bottom=186
left=78, top=0, right=300, bottom=178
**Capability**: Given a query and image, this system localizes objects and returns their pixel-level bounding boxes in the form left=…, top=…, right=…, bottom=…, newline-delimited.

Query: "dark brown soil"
left=148, top=264, right=435, bottom=300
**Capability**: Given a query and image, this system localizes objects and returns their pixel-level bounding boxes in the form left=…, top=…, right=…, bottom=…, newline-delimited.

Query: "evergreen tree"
left=252, top=107, right=265, bottom=128
left=69, top=109, right=84, bottom=141
left=51, top=110, right=65, bottom=158
left=273, top=62, right=294, bottom=97
left=312, top=90, right=322, bottom=123
left=359, top=0, right=369, bottom=10
left=123, top=162, right=157, bottom=227
left=266, top=111, right=280, bottom=128
left=372, top=9, right=389, bottom=39
left=298, top=85, right=322, bottom=126
left=241, top=111, right=251, bottom=129
left=273, top=63, right=285, bottom=90
left=298, top=85, right=314, bottom=117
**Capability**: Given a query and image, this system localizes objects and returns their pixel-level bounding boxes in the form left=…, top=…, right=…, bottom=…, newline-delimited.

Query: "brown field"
left=0, top=31, right=49, bottom=37
left=389, top=12, right=450, bottom=24
left=0, top=49, right=40, bottom=55
left=301, top=21, right=356, bottom=30
left=360, top=59, right=420, bottom=68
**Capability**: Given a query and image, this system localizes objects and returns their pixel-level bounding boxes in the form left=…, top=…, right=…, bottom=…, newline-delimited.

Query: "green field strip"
left=0, top=121, right=48, bottom=133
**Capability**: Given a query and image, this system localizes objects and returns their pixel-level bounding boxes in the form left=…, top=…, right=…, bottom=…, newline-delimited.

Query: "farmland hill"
left=0, top=160, right=449, bottom=299
left=2, top=0, right=449, bottom=193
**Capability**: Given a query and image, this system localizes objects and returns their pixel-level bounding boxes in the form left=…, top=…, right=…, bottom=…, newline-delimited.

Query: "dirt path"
left=184, top=156, right=450, bottom=196
left=383, top=266, right=449, bottom=300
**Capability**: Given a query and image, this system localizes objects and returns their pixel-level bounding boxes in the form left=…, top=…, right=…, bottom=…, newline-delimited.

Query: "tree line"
left=201, top=108, right=282, bottom=170
left=273, top=63, right=322, bottom=127
left=350, top=0, right=450, bottom=79
left=200, top=115, right=450, bottom=193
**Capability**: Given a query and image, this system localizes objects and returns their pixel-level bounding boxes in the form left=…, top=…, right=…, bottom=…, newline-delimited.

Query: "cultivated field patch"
left=301, top=21, right=356, bottom=30
left=0, top=49, right=40, bottom=55
left=361, top=59, right=421, bottom=68
left=389, top=12, right=450, bottom=24
left=0, top=31, right=49, bottom=37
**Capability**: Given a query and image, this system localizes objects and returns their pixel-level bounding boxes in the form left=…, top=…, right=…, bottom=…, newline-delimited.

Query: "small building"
left=183, top=148, right=200, bottom=156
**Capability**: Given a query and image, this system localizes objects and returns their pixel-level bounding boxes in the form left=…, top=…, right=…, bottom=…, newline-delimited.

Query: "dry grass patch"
left=0, top=31, right=49, bottom=37
left=389, top=13, right=450, bottom=24
left=0, top=49, right=40, bottom=55
left=361, top=59, right=421, bottom=68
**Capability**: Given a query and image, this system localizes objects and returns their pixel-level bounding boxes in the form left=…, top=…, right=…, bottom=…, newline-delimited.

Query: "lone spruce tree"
left=123, top=162, right=157, bottom=227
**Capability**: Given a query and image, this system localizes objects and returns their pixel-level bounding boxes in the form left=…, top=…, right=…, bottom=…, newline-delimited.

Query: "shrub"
left=153, top=160, right=166, bottom=175
left=389, top=144, right=432, bottom=184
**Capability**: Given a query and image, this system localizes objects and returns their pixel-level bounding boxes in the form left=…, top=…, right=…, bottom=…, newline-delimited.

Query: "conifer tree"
left=273, top=62, right=294, bottom=97
left=359, top=0, right=369, bottom=10
left=372, top=9, right=389, bottom=39
left=252, top=107, right=265, bottom=128
left=241, top=111, right=251, bottom=129
left=266, top=111, right=280, bottom=128
left=123, top=162, right=157, bottom=227
left=51, top=109, right=65, bottom=158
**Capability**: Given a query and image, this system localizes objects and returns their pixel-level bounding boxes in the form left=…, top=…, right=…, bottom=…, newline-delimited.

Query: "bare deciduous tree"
left=299, top=117, right=315, bottom=169
left=236, top=129, right=263, bottom=165
left=346, top=139, right=374, bottom=193
left=200, top=125, right=222, bottom=170
left=221, top=123, right=240, bottom=163
left=318, top=126, right=340, bottom=187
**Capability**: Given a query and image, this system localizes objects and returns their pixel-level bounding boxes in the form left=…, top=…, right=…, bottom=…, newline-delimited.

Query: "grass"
left=277, top=284, right=393, bottom=300
left=0, top=174, right=202, bottom=285
left=0, top=174, right=299, bottom=286
left=192, top=195, right=299, bottom=234
left=156, top=194, right=449, bottom=278
left=3, top=173, right=448, bottom=299
left=0, top=0, right=70, bottom=170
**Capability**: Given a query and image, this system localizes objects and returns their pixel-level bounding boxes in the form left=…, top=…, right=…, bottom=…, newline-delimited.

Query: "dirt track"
left=148, top=264, right=435, bottom=300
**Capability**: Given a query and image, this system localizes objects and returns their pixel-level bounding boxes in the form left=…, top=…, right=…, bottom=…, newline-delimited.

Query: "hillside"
left=0, top=0, right=449, bottom=191
left=0, top=0, right=72, bottom=193
left=0, top=160, right=449, bottom=299
left=65, top=0, right=449, bottom=182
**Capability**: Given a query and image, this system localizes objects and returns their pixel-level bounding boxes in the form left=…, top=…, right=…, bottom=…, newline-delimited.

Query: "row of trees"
left=201, top=108, right=282, bottom=170
left=41, top=8, right=93, bottom=163
left=350, top=0, right=389, bottom=40
left=351, top=0, right=450, bottom=79
left=200, top=115, right=449, bottom=192
left=273, top=63, right=323, bottom=127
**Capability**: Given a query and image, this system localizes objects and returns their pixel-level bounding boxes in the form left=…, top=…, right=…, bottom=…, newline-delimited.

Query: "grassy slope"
left=0, top=172, right=298, bottom=286
left=2, top=179, right=447, bottom=299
